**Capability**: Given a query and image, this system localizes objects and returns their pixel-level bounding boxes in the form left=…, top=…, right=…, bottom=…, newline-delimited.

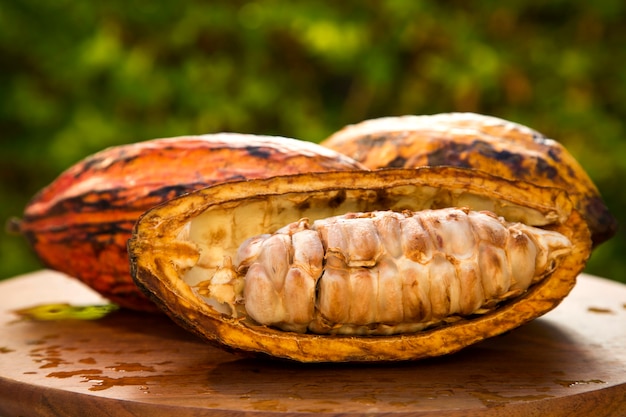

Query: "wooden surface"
left=0, top=270, right=624, bottom=417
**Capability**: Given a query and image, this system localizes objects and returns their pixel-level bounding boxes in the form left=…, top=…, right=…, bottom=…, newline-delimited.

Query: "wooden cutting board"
left=0, top=270, right=624, bottom=416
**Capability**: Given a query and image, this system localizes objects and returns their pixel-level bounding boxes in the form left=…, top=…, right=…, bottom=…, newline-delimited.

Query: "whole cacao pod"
left=321, top=113, right=617, bottom=247
left=15, top=134, right=365, bottom=311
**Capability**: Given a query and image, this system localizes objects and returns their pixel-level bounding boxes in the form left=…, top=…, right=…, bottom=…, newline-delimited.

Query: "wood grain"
left=0, top=270, right=624, bottom=416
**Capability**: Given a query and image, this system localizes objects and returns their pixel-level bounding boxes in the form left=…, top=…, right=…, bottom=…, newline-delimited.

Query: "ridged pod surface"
left=129, top=167, right=591, bottom=362
left=321, top=112, right=616, bottom=247
left=15, top=134, right=365, bottom=311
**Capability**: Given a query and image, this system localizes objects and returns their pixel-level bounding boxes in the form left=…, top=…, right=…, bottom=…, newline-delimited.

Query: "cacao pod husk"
left=128, top=167, right=591, bottom=362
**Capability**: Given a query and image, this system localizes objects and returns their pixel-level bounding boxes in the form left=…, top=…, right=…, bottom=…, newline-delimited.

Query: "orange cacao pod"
left=15, top=134, right=365, bottom=311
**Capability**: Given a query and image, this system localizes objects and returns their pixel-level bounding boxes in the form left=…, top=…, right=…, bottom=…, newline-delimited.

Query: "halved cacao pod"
left=15, top=134, right=365, bottom=311
left=321, top=113, right=617, bottom=247
left=128, top=167, right=591, bottom=362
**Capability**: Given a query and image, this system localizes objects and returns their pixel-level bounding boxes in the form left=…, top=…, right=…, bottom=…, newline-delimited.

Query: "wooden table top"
left=0, top=270, right=624, bottom=416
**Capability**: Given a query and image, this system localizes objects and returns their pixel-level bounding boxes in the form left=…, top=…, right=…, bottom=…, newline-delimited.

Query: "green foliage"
left=1, top=1, right=624, bottom=283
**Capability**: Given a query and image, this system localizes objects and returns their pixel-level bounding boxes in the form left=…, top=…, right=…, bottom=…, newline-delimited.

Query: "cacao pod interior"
left=129, top=166, right=591, bottom=362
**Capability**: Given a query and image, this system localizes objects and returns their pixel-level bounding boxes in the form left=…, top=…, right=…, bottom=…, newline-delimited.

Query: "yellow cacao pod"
left=321, top=113, right=616, bottom=247
left=128, top=167, right=591, bottom=362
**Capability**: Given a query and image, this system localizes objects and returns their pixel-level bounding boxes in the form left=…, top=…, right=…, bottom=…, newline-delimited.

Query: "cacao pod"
left=15, top=134, right=365, bottom=311
left=128, top=167, right=591, bottom=362
left=321, top=112, right=617, bottom=247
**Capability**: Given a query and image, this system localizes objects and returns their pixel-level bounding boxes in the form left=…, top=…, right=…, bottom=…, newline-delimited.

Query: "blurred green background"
left=1, top=1, right=624, bottom=284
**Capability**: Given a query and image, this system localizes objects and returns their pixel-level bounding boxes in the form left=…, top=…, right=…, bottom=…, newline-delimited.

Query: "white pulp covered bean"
left=200, top=208, right=572, bottom=335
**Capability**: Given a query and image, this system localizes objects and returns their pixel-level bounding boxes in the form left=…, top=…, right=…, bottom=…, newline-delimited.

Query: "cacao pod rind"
left=129, top=167, right=591, bottom=362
